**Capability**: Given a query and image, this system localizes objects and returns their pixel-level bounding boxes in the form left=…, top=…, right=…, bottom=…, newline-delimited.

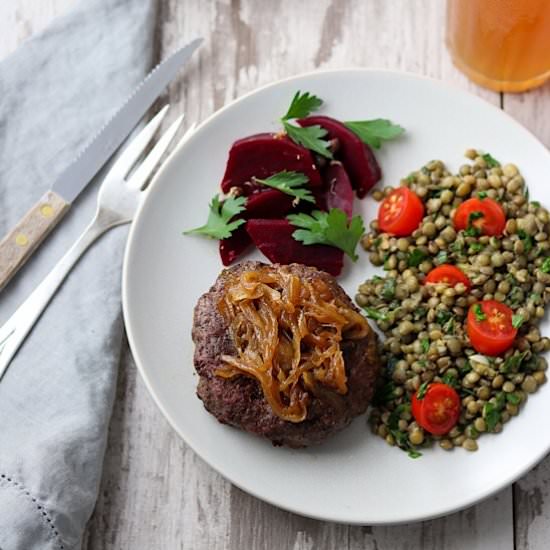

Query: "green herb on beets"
left=287, top=208, right=364, bottom=260
left=482, top=153, right=500, bottom=167
left=280, top=91, right=332, bottom=159
left=254, top=171, right=315, bottom=204
left=184, top=195, right=246, bottom=240
left=344, top=119, right=404, bottom=149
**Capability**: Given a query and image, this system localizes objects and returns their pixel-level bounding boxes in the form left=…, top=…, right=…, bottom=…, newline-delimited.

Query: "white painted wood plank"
left=503, top=75, right=550, bottom=550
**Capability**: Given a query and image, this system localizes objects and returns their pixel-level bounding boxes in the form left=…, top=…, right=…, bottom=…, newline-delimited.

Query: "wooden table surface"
left=2, top=1, right=550, bottom=549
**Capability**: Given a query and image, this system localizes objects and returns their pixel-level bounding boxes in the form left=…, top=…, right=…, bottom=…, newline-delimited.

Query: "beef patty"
left=192, top=261, right=381, bottom=447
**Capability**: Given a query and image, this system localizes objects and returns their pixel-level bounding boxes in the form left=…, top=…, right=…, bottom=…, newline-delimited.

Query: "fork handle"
left=0, top=190, right=70, bottom=292
left=0, top=207, right=124, bottom=381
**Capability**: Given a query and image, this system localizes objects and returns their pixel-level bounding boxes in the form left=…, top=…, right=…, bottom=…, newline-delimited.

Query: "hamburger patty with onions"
left=192, top=261, right=381, bottom=447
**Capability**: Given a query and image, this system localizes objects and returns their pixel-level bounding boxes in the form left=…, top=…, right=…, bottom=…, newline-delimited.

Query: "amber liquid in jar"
left=446, top=0, right=550, bottom=92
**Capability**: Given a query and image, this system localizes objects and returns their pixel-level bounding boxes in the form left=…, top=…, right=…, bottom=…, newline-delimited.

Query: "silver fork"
left=0, top=105, right=189, bottom=380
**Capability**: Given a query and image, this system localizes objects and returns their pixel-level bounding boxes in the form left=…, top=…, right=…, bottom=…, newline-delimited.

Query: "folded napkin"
left=0, top=0, right=156, bottom=548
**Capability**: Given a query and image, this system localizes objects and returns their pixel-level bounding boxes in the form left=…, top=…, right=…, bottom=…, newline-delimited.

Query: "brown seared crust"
left=192, top=261, right=381, bottom=447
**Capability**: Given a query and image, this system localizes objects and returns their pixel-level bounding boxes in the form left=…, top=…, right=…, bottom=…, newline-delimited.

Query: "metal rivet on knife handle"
left=0, top=191, right=70, bottom=291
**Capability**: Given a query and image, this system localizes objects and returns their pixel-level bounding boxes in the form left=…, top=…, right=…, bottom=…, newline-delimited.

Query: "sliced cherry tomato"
left=466, top=300, right=517, bottom=356
left=377, top=188, right=424, bottom=236
left=453, top=197, right=506, bottom=236
left=411, top=383, right=460, bottom=435
left=424, top=264, right=471, bottom=289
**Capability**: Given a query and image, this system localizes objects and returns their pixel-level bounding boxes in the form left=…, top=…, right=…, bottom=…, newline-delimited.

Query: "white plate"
left=123, top=69, right=550, bottom=524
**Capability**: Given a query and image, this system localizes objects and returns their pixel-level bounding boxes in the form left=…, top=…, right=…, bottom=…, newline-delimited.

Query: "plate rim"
left=122, top=67, right=550, bottom=525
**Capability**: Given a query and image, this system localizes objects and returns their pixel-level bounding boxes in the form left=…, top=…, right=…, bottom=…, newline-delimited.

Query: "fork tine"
left=127, top=114, right=187, bottom=190
left=107, top=104, right=170, bottom=181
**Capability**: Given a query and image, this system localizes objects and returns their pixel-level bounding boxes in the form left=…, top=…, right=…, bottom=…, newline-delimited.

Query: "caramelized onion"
left=216, top=266, right=370, bottom=423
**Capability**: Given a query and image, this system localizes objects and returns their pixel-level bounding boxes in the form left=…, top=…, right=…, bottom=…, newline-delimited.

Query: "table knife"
left=0, top=37, right=202, bottom=292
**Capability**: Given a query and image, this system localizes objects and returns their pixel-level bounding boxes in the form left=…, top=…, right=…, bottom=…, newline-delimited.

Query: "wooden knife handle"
left=0, top=190, right=70, bottom=291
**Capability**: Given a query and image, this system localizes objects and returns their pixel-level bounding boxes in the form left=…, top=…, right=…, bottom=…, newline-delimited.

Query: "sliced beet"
left=219, top=189, right=296, bottom=266
left=220, top=133, right=322, bottom=194
left=298, top=116, right=381, bottom=198
left=323, top=162, right=354, bottom=219
left=246, top=219, right=344, bottom=276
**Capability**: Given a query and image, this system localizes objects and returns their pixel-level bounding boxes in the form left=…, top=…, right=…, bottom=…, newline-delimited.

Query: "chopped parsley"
left=517, top=229, right=534, bottom=253
left=382, top=278, right=396, bottom=299
left=407, top=248, right=427, bottom=267
left=477, top=191, right=488, bottom=199
left=363, top=307, right=392, bottom=323
left=421, top=338, right=430, bottom=354
left=541, top=257, right=550, bottom=273
left=506, top=393, right=521, bottom=406
left=416, top=382, right=429, bottom=400
left=482, top=153, right=500, bottom=168
left=473, top=304, right=486, bottom=321
left=512, top=314, right=525, bottom=329
left=483, top=402, right=500, bottom=432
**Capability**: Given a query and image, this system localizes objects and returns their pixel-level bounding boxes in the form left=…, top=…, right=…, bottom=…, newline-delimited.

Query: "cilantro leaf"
left=282, top=121, right=333, bottom=159
left=184, top=195, right=246, bottom=240
left=482, top=153, right=500, bottom=167
left=255, top=171, right=314, bottom=204
left=282, top=91, right=323, bottom=120
left=345, top=119, right=404, bottom=149
left=287, top=208, right=364, bottom=260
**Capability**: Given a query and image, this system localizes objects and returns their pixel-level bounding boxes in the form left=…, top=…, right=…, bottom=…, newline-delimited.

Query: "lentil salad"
left=357, top=150, right=550, bottom=456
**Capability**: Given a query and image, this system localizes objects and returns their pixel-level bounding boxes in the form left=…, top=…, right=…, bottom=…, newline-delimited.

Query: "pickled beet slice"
left=323, top=162, right=354, bottom=219
left=298, top=116, right=381, bottom=198
left=246, top=219, right=344, bottom=276
left=219, top=189, right=296, bottom=266
left=220, top=133, right=322, bottom=194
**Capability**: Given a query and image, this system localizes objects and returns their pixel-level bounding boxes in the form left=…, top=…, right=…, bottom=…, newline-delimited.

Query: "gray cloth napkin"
left=0, top=0, right=156, bottom=548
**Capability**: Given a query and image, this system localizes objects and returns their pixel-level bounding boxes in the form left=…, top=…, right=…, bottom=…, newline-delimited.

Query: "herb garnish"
left=436, top=250, right=448, bottom=264
left=416, top=382, right=429, bottom=400
left=477, top=191, right=488, bottom=199
left=287, top=208, right=364, bottom=260
left=363, top=307, right=392, bottom=323
left=512, top=314, right=524, bottom=329
left=382, top=278, right=396, bottom=299
left=483, top=402, right=500, bottom=432
left=344, top=119, right=404, bottom=149
left=541, top=257, right=550, bottom=273
left=473, top=303, right=486, bottom=321
left=280, top=91, right=332, bottom=158
left=407, top=248, right=427, bottom=267
left=501, top=351, right=529, bottom=374
left=254, top=171, right=314, bottom=204
left=506, top=393, right=521, bottom=406
left=421, top=338, right=430, bottom=354
left=441, top=371, right=458, bottom=388
left=482, top=153, right=500, bottom=167
left=517, top=229, right=534, bottom=253
left=184, top=195, right=246, bottom=239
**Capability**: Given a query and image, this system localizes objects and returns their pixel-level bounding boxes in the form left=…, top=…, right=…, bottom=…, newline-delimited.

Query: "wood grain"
left=2, top=1, right=550, bottom=549
left=0, top=191, right=70, bottom=291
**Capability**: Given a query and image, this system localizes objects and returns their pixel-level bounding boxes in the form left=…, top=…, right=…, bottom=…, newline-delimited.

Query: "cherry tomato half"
left=424, top=264, right=471, bottom=289
left=466, top=300, right=517, bottom=356
left=377, top=188, right=424, bottom=236
left=453, top=197, right=506, bottom=236
left=411, top=383, right=461, bottom=436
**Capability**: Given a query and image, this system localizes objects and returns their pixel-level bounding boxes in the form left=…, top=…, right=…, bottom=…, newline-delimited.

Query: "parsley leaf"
left=382, top=278, right=396, bottom=299
left=416, top=382, right=429, bottom=400
left=254, top=171, right=315, bottom=204
left=441, top=372, right=458, bottom=388
left=512, top=314, right=525, bottom=329
left=421, top=338, right=430, bottom=354
left=407, top=248, right=427, bottom=267
left=473, top=304, right=486, bottom=321
left=282, top=121, right=333, bottom=159
left=541, top=257, right=550, bottom=273
left=344, top=119, right=404, bottom=149
left=506, top=393, right=521, bottom=406
left=408, top=450, right=423, bottom=459
left=464, top=226, right=481, bottom=237
left=184, top=195, right=246, bottom=239
left=281, top=91, right=323, bottom=120
left=477, top=191, right=488, bottom=199
left=482, top=153, right=500, bottom=167
left=518, top=229, right=534, bottom=253
left=287, top=208, right=364, bottom=260
left=363, top=307, right=392, bottom=322
left=483, top=402, right=500, bottom=432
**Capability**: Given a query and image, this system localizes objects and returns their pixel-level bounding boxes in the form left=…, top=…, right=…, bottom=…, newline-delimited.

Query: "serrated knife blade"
left=0, top=38, right=202, bottom=292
